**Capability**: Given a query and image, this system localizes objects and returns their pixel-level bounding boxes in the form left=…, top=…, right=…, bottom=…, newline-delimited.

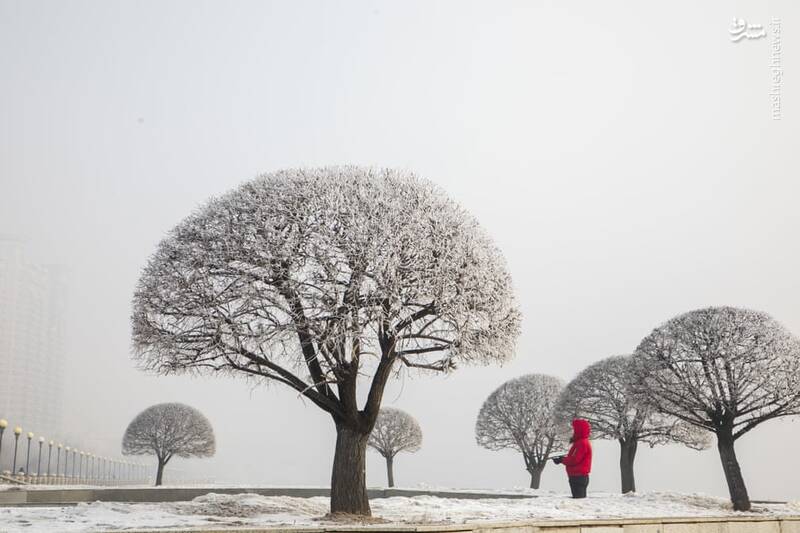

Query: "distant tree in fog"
left=367, top=408, right=422, bottom=487
left=475, top=374, right=567, bottom=489
left=131, top=166, right=521, bottom=515
left=632, top=307, right=800, bottom=511
left=557, top=354, right=709, bottom=494
left=122, top=402, right=215, bottom=486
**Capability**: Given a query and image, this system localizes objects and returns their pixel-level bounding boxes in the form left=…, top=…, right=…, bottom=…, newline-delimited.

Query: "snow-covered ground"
left=0, top=491, right=798, bottom=533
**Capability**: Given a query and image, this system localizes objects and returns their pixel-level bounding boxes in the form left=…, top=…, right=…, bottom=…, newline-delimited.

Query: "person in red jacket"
left=552, top=418, right=592, bottom=498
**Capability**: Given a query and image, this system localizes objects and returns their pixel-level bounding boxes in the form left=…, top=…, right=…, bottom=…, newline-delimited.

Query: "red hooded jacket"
left=561, top=419, right=592, bottom=476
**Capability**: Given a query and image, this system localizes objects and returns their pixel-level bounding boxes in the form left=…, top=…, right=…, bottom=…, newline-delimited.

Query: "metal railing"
left=0, top=416, right=148, bottom=486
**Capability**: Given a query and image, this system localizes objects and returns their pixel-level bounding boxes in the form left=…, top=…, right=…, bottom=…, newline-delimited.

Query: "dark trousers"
left=568, top=475, right=589, bottom=498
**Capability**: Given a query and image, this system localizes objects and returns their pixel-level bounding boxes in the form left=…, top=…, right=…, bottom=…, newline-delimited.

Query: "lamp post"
left=47, top=441, right=53, bottom=477
left=64, top=446, right=70, bottom=479
left=79, top=451, right=84, bottom=482
left=57, top=444, right=62, bottom=480
left=0, top=419, right=7, bottom=469
left=72, top=448, right=77, bottom=478
left=24, top=431, right=33, bottom=475
left=36, top=436, right=44, bottom=476
left=11, top=427, right=21, bottom=474
left=88, top=453, right=93, bottom=482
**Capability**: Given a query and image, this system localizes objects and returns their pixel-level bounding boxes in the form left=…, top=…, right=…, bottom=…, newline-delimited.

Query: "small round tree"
left=632, top=307, right=800, bottom=511
left=122, top=403, right=215, bottom=486
left=557, top=354, right=708, bottom=494
left=367, top=407, right=422, bottom=487
left=475, top=374, right=567, bottom=489
left=132, top=166, right=521, bottom=515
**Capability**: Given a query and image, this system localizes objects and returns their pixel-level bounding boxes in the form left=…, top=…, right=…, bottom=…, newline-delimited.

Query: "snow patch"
left=0, top=491, right=795, bottom=532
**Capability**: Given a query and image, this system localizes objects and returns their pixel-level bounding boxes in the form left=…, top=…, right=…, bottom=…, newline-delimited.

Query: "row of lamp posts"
left=0, top=418, right=148, bottom=485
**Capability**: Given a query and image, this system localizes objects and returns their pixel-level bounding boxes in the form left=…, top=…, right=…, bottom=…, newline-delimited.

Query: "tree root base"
left=317, top=512, right=389, bottom=524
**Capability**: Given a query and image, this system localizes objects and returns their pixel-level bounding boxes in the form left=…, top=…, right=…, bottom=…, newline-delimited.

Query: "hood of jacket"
left=572, top=418, right=591, bottom=440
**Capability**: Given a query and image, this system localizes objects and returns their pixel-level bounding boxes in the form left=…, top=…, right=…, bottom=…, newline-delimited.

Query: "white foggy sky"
left=1, top=0, right=799, bottom=499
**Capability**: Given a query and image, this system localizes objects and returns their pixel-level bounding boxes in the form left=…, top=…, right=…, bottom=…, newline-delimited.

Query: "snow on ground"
left=0, top=491, right=797, bottom=533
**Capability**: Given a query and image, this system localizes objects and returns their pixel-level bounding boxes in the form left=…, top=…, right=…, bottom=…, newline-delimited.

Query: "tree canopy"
left=368, top=407, right=423, bottom=458
left=132, top=167, right=521, bottom=422
left=632, top=307, right=800, bottom=439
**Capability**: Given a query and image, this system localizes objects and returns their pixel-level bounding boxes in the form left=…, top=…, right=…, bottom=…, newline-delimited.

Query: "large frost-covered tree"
left=131, top=166, right=521, bottom=516
left=122, top=403, right=215, bottom=486
left=475, top=374, right=566, bottom=489
left=367, top=408, right=422, bottom=487
left=557, top=354, right=708, bottom=494
left=632, top=307, right=800, bottom=511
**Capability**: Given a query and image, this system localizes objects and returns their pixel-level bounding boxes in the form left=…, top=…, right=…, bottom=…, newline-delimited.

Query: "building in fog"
left=0, top=238, right=65, bottom=438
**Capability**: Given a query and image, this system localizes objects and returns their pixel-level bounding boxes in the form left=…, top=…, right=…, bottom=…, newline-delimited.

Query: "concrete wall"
left=0, top=487, right=534, bottom=505
left=111, top=516, right=800, bottom=533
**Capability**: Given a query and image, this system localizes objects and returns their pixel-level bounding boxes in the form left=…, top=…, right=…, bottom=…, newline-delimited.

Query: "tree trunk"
left=528, top=464, right=544, bottom=489
left=155, top=460, right=165, bottom=487
left=386, top=455, right=395, bottom=488
left=330, top=423, right=371, bottom=515
left=619, top=438, right=638, bottom=494
left=716, top=427, right=750, bottom=511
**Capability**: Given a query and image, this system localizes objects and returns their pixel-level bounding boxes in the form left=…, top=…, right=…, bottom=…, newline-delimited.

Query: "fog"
left=1, top=0, right=798, bottom=500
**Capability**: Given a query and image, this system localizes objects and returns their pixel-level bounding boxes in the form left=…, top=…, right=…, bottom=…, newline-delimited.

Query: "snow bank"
left=0, top=491, right=797, bottom=532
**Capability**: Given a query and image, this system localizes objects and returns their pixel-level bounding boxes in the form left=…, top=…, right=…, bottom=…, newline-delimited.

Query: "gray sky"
left=1, top=0, right=798, bottom=499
